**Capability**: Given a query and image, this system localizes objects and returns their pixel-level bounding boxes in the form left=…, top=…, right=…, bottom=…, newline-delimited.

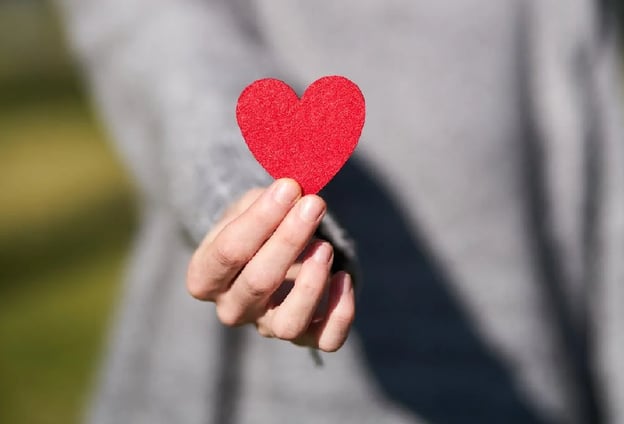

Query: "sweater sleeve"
left=55, top=0, right=358, bottom=271
left=56, top=0, right=277, bottom=239
left=587, top=21, right=624, bottom=424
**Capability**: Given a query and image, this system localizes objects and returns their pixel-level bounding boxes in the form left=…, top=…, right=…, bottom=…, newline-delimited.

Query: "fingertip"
left=316, top=272, right=355, bottom=352
left=187, top=279, right=216, bottom=302
left=275, top=177, right=301, bottom=188
left=215, top=301, right=245, bottom=327
left=330, top=272, right=354, bottom=303
left=272, top=178, right=302, bottom=205
left=304, top=240, right=334, bottom=264
left=297, top=195, right=327, bottom=223
left=304, top=193, right=327, bottom=208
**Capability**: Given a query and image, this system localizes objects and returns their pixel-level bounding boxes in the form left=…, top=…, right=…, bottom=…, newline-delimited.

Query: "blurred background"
left=0, top=1, right=135, bottom=423
left=0, top=1, right=622, bottom=424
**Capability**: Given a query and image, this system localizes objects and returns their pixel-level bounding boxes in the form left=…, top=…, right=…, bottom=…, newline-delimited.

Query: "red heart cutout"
left=236, top=76, right=365, bottom=194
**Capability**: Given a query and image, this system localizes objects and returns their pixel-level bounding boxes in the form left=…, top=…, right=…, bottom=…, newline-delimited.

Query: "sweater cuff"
left=315, top=212, right=361, bottom=294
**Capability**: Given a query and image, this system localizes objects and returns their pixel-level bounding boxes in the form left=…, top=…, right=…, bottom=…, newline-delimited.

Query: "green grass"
left=0, top=3, right=137, bottom=423
left=0, top=97, right=136, bottom=424
left=0, top=249, right=128, bottom=424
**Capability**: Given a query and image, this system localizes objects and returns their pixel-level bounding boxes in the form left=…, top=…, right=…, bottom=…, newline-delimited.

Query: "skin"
left=186, top=178, right=355, bottom=352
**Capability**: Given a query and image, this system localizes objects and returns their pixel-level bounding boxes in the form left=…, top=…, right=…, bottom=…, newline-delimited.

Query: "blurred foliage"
left=0, top=1, right=136, bottom=423
left=0, top=0, right=81, bottom=105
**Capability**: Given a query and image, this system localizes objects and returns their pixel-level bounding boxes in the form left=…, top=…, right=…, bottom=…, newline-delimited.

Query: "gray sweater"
left=58, top=1, right=624, bottom=423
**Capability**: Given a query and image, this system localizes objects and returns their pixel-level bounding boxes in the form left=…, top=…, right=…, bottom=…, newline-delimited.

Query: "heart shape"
left=236, top=76, right=365, bottom=194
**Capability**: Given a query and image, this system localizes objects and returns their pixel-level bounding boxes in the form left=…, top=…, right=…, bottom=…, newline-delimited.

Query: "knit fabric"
left=57, top=1, right=624, bottom=423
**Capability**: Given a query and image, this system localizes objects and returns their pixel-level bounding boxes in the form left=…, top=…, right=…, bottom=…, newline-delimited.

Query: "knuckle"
left=186, top=256, right=212, bottom=300
left=255, top=322, right=274, bottom=338
left=298, top=278, right=324, bottom=298
left=187, top=279, right=211, bottom=301
left=213, top=240, right=248, bottom=269
left=275, top=228, right=304, bottom=251
left=216, top=303, right=244, bottom=327
left=272, top=319, right=304, bottom=341
left=241, top=272, right=275, bottom=299
left=318, top=338, right=344, bottom=353
left=186, top=252, right=203, bottom=282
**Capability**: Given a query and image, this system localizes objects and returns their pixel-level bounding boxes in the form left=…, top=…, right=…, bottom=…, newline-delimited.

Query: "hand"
left=186, top=178, right=355, bottom=352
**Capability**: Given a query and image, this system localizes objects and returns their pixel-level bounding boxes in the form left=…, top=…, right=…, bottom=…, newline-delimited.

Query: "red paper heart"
left=236, top=76, right=365, bottom=194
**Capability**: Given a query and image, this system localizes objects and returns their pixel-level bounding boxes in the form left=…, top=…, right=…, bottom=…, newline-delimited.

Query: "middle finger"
left=216, top=195, right=326, bottom=325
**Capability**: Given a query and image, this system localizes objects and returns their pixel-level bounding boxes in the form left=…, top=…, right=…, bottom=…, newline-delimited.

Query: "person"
left=57, top=1, right=624, bottom=423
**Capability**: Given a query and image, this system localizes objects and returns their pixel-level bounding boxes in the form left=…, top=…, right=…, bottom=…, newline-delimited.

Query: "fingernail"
left=340, top=273, right=353, bottom=297
left=273, top=179, right=300, bottom=205
left=332, top=272, right=352, bottom=300
left=313, top=242, right=332, bottom=264
left=299, top=196, right=325, bottom=222
left=312, top=288, right=330, bottom=323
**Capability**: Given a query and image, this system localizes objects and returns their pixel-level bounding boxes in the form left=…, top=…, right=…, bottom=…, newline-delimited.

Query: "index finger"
left=187, top=179, right=301, bottom=300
